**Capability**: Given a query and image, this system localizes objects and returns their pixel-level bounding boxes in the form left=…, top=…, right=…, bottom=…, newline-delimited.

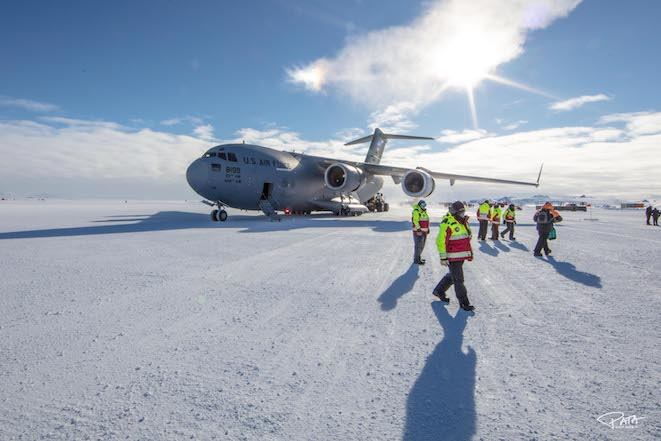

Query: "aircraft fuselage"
left=186, top=144, right=378, bottom=212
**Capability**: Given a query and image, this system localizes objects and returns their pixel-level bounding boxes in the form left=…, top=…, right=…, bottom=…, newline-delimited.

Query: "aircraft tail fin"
left=345, top=128, right=434, bottom=164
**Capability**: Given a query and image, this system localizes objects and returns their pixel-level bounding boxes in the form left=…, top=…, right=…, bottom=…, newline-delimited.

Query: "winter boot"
left=433, top=291, right=450, bottom=303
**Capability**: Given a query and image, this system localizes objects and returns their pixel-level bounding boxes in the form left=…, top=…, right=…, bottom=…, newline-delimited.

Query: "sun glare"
left=433, top=26, right=553, bottom=128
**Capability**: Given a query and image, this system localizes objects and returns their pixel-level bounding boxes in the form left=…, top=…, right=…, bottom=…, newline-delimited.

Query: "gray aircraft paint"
left=186, top=128, right=541, bottom=216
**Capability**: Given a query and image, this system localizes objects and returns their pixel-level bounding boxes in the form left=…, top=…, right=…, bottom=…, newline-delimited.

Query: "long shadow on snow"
left=404, top=302, right=476, bottom=441
left=493, top=240, right=510, bottom=253
left=377, top=264, right=419, bottom=311
left=478, top=240, right=498, bottom=256
left=0, top=211, right=410, bottom=240
left=545, top=256, right=602, bottom=288
left=508, top=241, right=529, bottom=252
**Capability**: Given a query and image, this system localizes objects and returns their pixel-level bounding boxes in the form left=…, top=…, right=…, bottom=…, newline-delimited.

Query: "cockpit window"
left=227, top=152, right=238, bottom=162
left=218, top=152, right=227, bottom=160
left=203, top=151, right=217, bottom=158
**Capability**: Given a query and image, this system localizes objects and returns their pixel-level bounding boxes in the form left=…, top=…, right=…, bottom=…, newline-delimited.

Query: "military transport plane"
left=186, top=128, right=542, bottom=221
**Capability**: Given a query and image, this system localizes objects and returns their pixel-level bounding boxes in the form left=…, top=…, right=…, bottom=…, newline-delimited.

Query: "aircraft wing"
left=357, top=163, right=543, bottom=187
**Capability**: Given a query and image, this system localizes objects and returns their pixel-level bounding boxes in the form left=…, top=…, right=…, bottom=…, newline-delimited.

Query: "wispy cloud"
left=40, top=116, right=123, bottom=130
left=437, top=129, right=490, bottom=144
left=501, top=120, right=528, bottom=130
left=368, top=102, right=418, bottom=133
left=193, top=124, right=216, bottom=141
left=0, top=96, right=58, bottom=112
left=598, top=111, right=661, bottom=136
left=160, top=116, right=205, bottom=126
left=286, top=0, right=580, bottom=110
left=550, top=94, right=611, bottom=111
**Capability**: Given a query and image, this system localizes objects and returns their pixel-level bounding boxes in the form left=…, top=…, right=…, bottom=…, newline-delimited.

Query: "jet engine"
left=324, top=163, right=364, bottom=192
left=402, top=169, right=435, bottom=198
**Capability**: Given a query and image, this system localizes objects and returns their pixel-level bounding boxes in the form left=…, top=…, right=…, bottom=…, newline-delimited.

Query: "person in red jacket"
left=411, top=200, right=430, bottom=264
left=433, top=201, right=475, bottom=311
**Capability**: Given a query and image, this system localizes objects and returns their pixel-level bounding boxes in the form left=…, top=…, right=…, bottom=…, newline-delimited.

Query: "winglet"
left=536, top=163, right=544, bottom=187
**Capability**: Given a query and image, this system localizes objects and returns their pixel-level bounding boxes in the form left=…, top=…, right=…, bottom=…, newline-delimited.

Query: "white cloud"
left=1, top=110, right=660, bottom=200
left=437, top=129, right=490, bottom=144
left=160, top=116, right=205, bottom=126
left=0, top=119, right=209, bottom=185
left=287, top=0, right=580, bottom=109
left=598, top=111, right=661, bottom=136
left=0, top=96, right=58, bottom=112
left=550, top=94, right=611, bottom=111
left=193, top=124, right=215, bottom=141
left=368, top=102, right=418, bottom=133
left=40, top=116, right=123, bottom=130
left=502, top=120, right=528, bottom=130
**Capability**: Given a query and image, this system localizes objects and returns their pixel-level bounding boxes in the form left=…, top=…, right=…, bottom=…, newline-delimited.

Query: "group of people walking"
left=476, top=200, right=517, bottom=241
left=411, top=199, right=564, bottom=312
left=645, top=204, right=660, bottom=226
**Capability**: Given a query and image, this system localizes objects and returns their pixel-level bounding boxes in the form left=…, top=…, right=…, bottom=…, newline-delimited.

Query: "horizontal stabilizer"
left=344, top=131, right=434, bottom=146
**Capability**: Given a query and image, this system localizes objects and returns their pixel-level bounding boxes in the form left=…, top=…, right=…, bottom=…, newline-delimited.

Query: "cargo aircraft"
left=186, top=128, right=542, bottom=221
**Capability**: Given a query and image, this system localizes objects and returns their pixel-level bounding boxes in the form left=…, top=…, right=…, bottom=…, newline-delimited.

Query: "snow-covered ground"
left=0, top=200, right=659, bottom=440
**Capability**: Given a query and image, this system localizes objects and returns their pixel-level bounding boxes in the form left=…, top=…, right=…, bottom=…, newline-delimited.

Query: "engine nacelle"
left=402, top=169, right=435, bottom=198
left=324, top=163, right=364, bottom=192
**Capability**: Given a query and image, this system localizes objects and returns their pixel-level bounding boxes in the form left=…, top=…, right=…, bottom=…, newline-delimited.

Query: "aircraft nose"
left=186, top=159, right=207, bottom=194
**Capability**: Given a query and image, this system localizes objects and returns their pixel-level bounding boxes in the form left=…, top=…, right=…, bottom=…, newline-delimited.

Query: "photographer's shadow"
left=404, top=302, right=476, bottom=441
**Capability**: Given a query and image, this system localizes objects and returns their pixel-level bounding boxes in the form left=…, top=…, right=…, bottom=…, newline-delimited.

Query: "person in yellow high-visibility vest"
left=490, top=203, right=502, bottom=240
left=433, top=201, right=475, bottom=311
left=501, top=204, right=517, bottom=240
left=411, top=200, right=430, bottom=264
left=476, top=199, right=490, bottom=241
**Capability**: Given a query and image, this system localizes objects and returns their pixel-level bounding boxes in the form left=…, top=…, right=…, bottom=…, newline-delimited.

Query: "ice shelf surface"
left=0, top=200, right=658, bottom=440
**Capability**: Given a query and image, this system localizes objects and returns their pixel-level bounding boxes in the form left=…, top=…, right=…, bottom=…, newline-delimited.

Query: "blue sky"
left=1, top=0, right=660, bottom=199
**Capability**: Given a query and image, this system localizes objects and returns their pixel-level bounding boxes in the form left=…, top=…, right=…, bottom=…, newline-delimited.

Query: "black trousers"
left=433, top=261, right=470, bottom=306
left=647, top=214, right=651, bottom=225
left=501, top=222, right=515, bottom=239
left=534, top=230, right=551, bottom=255
left=654, top=217, right=659, bottom=226
left=478, top=220, right=488, bottom=240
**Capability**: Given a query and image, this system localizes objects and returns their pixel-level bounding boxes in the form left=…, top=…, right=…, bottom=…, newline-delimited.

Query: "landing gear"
left=336, top=206, right=363, bottom=216
left=210, top=208, right=228, bottom=222
left=204, top=200, right=228, bottom=222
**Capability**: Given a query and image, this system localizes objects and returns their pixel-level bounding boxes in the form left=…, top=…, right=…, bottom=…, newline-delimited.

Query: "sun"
left=435, top=41, right=554, bottom=128
left=430, top=26, right=555, bottom=129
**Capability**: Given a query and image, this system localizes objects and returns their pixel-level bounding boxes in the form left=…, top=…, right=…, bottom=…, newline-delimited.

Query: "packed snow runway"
left=0, top=200, right=659, bottom=440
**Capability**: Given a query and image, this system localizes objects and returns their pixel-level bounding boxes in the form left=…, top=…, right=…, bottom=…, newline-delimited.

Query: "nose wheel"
left=211, top=209, right=228, bottom=222
left=203, top=200, right=228, bottom=222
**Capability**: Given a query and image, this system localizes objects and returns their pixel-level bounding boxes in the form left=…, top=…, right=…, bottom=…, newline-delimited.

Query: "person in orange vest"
left=411, top=200, right=430, bottom=264
left=533, top=202, right=563, bottom=256
left=500, top=204, right=517, bottom=240
left=433, top=201, right=475, bottom=311
left=490, top=203, right=502, bottom=240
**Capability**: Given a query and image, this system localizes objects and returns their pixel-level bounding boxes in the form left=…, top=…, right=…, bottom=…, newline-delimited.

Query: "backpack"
left=536, top=210, right=550, bottom=224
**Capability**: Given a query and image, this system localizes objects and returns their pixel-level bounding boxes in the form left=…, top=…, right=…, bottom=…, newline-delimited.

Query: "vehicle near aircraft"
left=186, top=128, right=543, bottom=221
